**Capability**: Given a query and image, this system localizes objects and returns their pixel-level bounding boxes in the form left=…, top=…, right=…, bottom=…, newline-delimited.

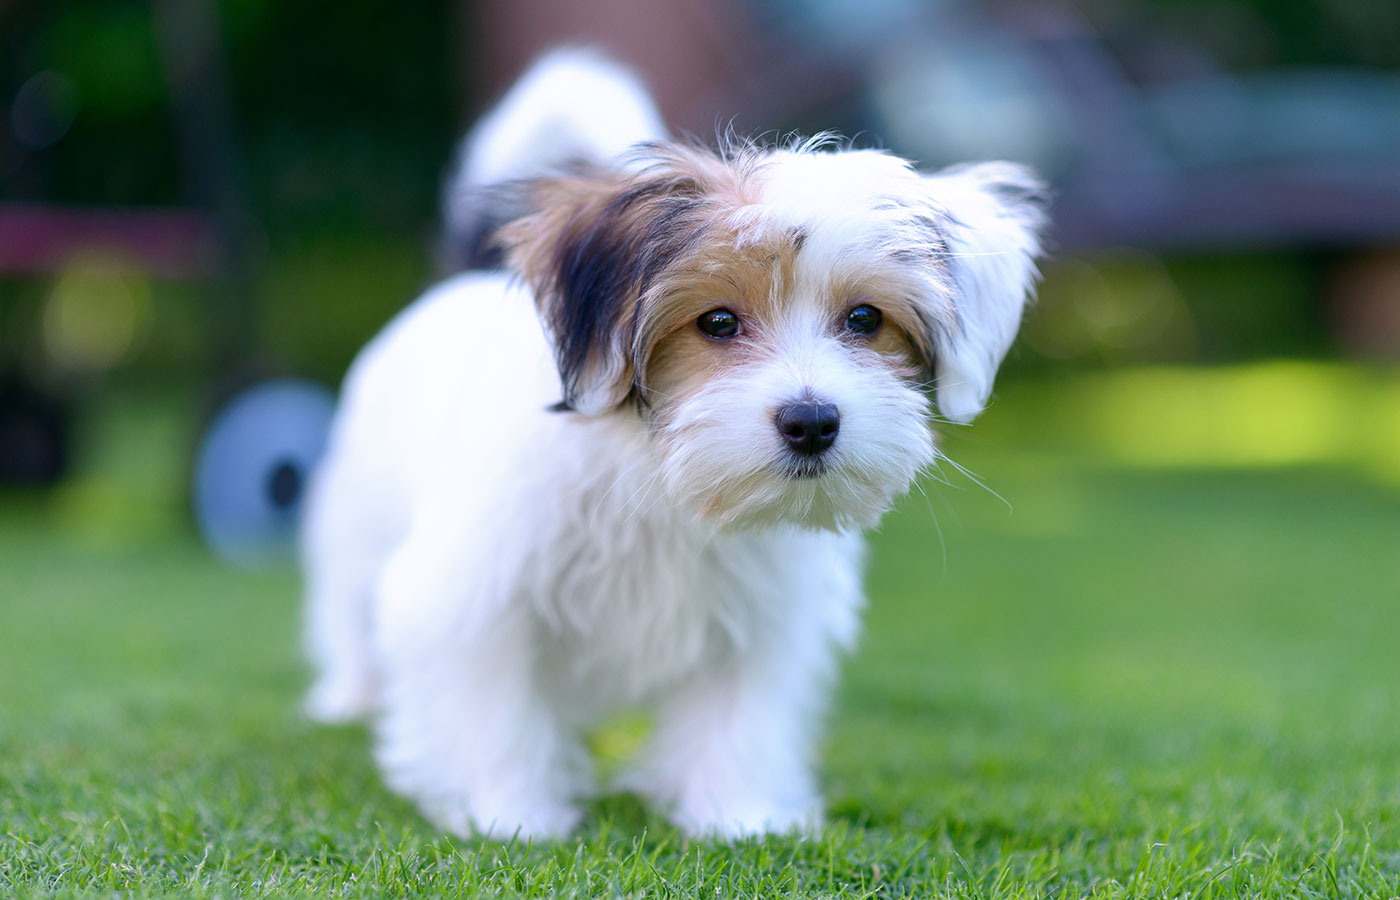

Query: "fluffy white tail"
left=443, top=48, right=667, bottom=268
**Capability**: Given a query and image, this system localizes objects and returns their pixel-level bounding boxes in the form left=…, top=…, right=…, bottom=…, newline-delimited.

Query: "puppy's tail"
left=442, top=48, right=668, bottom=270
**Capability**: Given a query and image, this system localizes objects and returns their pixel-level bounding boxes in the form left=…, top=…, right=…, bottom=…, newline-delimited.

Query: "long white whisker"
left=910, top=476, right=947, bottom=575
left=932, top=449, right=1013, bottom=513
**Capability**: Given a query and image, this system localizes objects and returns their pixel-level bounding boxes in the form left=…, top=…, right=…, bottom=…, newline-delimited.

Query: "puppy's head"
left=501, top=139, right=1046, bottom=530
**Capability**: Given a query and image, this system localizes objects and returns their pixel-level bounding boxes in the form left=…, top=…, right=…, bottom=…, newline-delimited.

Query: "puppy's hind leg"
left=301, top=455, right=400, bottom=723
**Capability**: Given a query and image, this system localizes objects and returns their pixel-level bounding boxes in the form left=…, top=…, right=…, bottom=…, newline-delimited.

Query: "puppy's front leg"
left=372, top=538, right=588, bottom=840
left=629, top=618, right=838, bottom=838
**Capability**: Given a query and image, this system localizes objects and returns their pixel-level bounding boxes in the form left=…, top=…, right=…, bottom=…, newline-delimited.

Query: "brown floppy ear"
left=500, top=163, right=711, bottom=415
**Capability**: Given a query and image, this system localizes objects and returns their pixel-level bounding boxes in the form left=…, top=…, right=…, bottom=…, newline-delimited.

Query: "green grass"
left=4, top=369, right=1400, bottom=898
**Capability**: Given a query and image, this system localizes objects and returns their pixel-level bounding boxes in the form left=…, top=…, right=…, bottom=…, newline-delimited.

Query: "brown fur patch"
left=641, top=227, right=802, bottom=407
left=496, top=145, right=770, bottom=408
left=500, top=170, right=625, bottom=293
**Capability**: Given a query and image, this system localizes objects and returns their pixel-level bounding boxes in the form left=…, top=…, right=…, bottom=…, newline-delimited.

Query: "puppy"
left=302, top=49, right=1045, bottom=839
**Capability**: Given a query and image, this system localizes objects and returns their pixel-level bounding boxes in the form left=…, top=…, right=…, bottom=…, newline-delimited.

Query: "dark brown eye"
left=845, top=304, right=883, bottom=336
left=697, top=308, right=740, bottom=339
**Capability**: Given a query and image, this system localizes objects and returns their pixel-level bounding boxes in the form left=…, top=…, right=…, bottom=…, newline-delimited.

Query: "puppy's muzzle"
left=775, top=401, right=840, bottom=458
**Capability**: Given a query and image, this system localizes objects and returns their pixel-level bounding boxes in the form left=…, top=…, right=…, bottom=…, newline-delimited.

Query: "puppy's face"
left=503, top=141, right=1045, bottom=530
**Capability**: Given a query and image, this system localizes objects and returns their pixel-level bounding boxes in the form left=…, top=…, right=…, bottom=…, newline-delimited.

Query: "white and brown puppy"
left=302, top=50, right=1046, bottom=839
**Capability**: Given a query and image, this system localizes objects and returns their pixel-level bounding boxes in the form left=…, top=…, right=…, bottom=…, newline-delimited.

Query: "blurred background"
left=1, top=0, right=1398, bottom=559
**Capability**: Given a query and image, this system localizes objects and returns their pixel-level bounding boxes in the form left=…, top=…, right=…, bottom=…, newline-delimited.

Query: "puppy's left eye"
left=845, top=304, right=883, bottom=336
left=697, top=308, right=740, bottom=340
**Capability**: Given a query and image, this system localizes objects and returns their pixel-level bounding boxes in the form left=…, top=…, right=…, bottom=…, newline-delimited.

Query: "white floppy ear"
left=924, top=162, right=1047, bottom=423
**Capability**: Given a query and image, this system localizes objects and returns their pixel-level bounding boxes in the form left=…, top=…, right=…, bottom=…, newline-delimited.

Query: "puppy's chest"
left=516, top=464, right=761, bottom=713
left=528, top=506, right=742, bottom=706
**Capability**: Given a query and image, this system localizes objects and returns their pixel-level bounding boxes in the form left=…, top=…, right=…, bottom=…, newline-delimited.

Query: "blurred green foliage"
left=3, top=1, right=461, bottom=380
left=5, top=0, right=458, bottom=228
left=1011, top=251, right=1331, bottom=379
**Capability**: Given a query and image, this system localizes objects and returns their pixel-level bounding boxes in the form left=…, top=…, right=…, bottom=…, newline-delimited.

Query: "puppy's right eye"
left=696, top=308, right=740, bottom=340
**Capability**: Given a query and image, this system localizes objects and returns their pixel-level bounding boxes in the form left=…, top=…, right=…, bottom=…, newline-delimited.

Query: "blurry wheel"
left=193, top=377, right=336, bottom=567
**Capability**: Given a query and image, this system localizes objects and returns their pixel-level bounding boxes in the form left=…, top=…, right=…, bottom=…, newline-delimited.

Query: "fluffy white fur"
left=303, top=50, right=1045, bottom=840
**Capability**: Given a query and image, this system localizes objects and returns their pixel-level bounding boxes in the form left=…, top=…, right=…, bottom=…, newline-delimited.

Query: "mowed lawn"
left=4, top=370, right=1400, bottom=898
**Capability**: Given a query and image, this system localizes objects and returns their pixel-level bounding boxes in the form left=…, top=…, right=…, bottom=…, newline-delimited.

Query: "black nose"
left=775, top=402, right=840, bottom=456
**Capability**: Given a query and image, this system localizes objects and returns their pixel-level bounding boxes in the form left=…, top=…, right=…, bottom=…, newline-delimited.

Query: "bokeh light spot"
left=42, top=254, right=152, bottom=373
left=1027, top=251, right=1198, bottom=363
left=10, top=70, right=79, bottom=150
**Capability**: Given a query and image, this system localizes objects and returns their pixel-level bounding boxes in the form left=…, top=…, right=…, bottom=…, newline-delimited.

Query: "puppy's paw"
left=303, top=674, right=374, bottom=724
left=672, top=800, right=824, bottom=840
left=666, top=786, right=824, bottom=840
left=431, top=796, right=583, bottom=842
